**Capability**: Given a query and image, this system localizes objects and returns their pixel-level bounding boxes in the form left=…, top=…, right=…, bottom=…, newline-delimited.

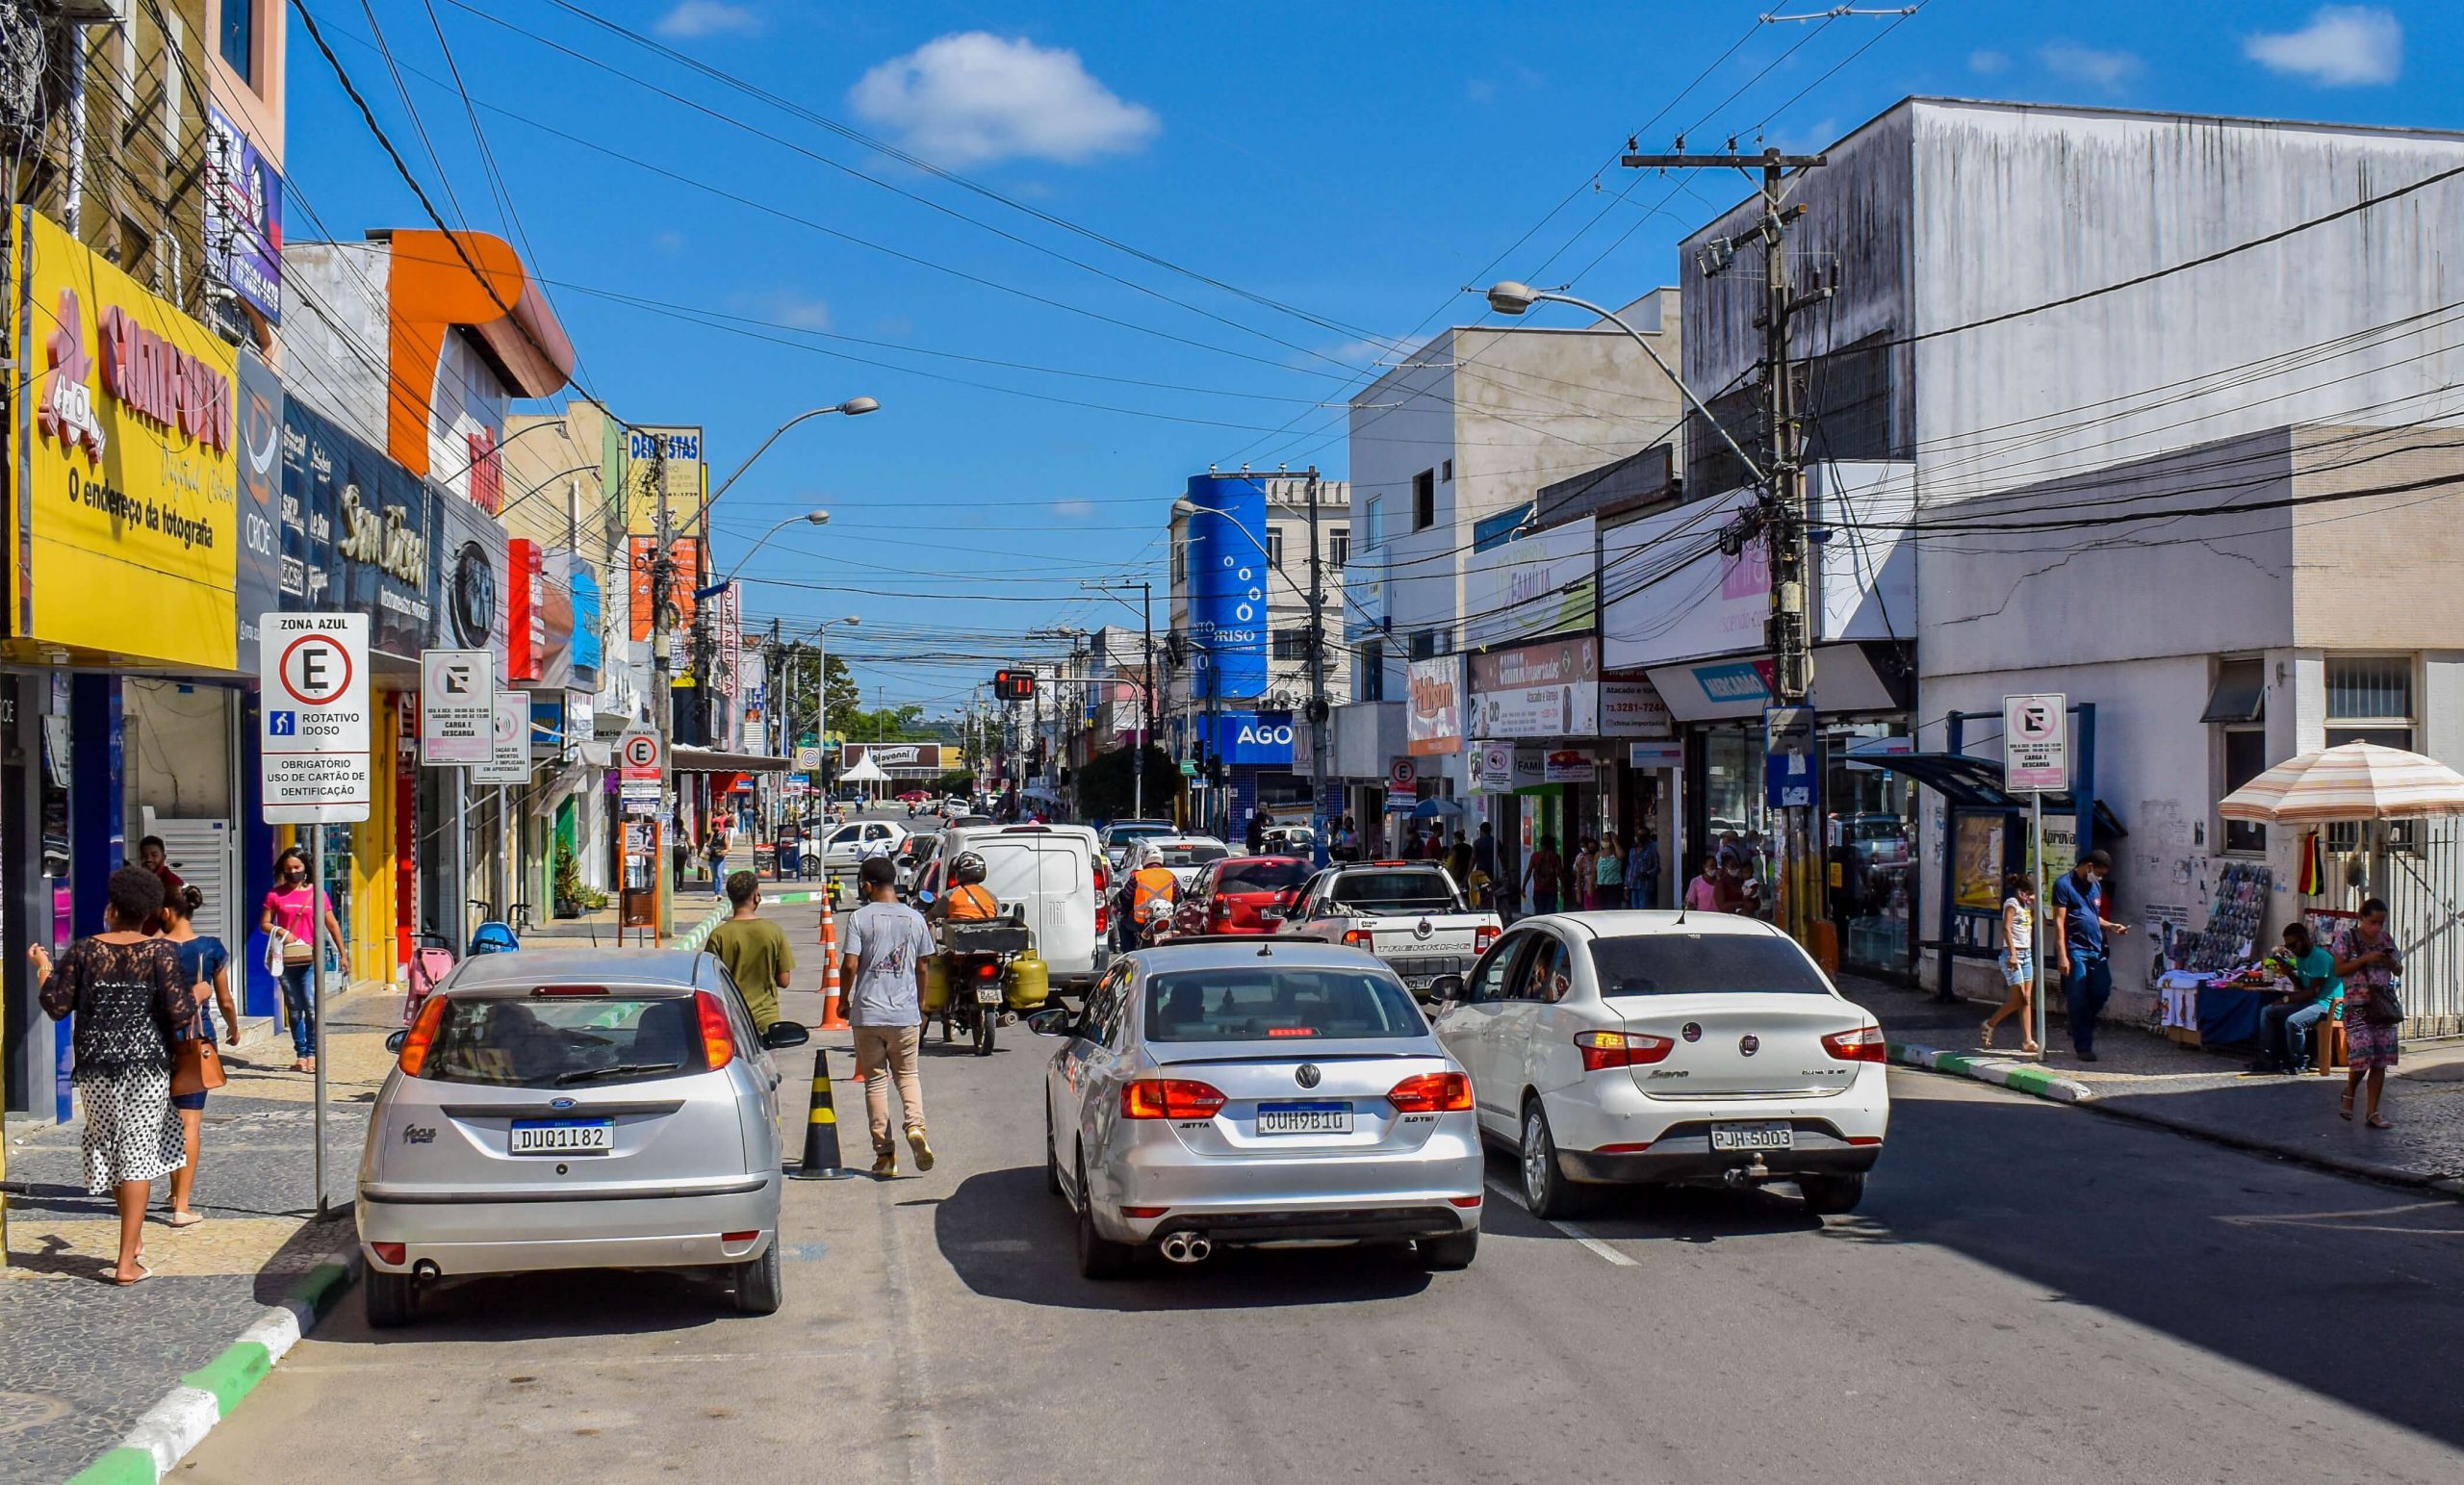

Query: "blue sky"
left=289, top=1, right=2459, bottom=710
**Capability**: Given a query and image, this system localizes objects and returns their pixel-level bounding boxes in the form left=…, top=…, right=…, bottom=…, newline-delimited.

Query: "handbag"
left=279, top=928, right=314, bottom=967
left=170, top=1010, right=227, bottom=1095
left=2363, top=980, right=2406, bottom=1027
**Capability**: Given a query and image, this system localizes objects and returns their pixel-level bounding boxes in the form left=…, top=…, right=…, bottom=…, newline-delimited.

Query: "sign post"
left=2004, top=693, right=2069, bottom=1054
left=260, top=613, right=372, bottom=1223
left=619, top=729, right=664, bottom=943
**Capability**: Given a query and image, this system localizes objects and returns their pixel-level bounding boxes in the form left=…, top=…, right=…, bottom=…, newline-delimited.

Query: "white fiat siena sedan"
left=1430, top=911, right=1887, bottom=1217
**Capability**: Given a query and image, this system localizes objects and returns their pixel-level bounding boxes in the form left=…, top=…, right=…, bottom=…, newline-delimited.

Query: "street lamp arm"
left=721, top=511, right=830, bottom=583
left=683, top=397, right=879, bottom=534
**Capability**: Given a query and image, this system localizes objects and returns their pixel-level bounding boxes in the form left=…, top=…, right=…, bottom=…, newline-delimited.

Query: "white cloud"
left=2245, top=6, right=2402, bottom=86
left=848, top=32, right=1160, bottom=165
left=655, top=2, right=758, bottom=38
left=1967, top=49, right=2009, bottom=74
left=2040, top=42, right=2141, bottom=91
left=1052, top=499, right=1098, bottom=519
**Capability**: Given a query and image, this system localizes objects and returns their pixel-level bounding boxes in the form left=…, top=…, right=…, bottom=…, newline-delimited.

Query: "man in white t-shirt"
left=839, top=856, right=936, bottom=1177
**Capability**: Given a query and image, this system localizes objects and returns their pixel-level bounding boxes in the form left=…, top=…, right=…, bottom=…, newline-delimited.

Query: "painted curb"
left=1886, top=1041, right=2095, bottom=1103
left=673, top=902, right=732, bottom=954
left=60, top=1258, right=353, bottom=1485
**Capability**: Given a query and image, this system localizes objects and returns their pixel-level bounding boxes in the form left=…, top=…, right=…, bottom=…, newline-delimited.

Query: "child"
left=1982, top=872, right=2040, bottom=1053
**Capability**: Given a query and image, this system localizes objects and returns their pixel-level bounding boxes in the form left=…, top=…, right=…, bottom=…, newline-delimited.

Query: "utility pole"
left=650, top=439, right=677, bottom=939
left=1302, top=467, right=1331, bottom=868
left=1624, top=143, right=1831, bottom=950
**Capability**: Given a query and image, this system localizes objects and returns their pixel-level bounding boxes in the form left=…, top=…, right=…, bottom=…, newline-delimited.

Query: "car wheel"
left=1520, top=1100, right=1589, bottom=1220
left=1798, top=1172, right=1866, bottom=1216
left=1075, top=1153, right=1132, bottom=1281
left=1417, top=1229, right=1478, bottom=1270
left=730, top=1240, right=784, bottom=1315
left=364, top=1266, right=418, bottom=1328
left=1044, top=1104, right=1065, bottom=1196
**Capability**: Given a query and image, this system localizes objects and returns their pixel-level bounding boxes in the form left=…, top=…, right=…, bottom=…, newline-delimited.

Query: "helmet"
left=950, top=850, right=988, bottom=886
left=1142, top=842, right=1170, bottom=869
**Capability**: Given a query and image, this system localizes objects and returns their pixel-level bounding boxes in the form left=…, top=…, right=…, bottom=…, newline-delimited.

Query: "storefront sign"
left=1600, top=678, right=1672, bottom=738
left=623, top=426, right=703, bottom=532
left=1184, top=474, right=1269, bottom=701
left=1463, top=517, right=1595, bottom=652
left=843, top=742, right=945, bottom=773
left=419, top=648, right=495, bottom=763
left=1213, top=711, right=1295, bottom=768
left=1628, top=741, right=1683, bottom=771
left=1476, top=741, right=1516, bottom=793
left=261, top=613, right=370, bottom=823
left=283, top=400, right=435, bottom=662
left=233, top=351, right=284, bottom=672
left=13, top=209, right=238, bottom=669
left=1543, top=749, right=1592, bottom=785
left=627, top=535, right=699, bottom=640
left=205, top=107, right=282, bottom=325
left=2003, top=693, right=2068, bottom=792
left=528, top=693, right=567, bottom=757
left=1469, top=636, right=1600, bottom=739
left=569, top=556, right=603, bottom=686
left=474, top=691, right=529, bottom=784
left=1406, top=654, right=1464, bottom=757
left=437, top=490, right=507, bottom=659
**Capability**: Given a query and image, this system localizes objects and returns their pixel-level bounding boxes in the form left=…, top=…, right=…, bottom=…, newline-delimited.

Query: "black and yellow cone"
left=789, top=1047, right=857, bottom=1180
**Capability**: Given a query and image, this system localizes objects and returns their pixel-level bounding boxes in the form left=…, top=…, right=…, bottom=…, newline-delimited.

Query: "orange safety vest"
left=1132, top=866, right=1178, bottom=923
left=946, top=883, right=1000, bottom=921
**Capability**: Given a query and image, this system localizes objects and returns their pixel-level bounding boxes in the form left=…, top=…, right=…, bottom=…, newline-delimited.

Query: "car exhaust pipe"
left=413, top=1259, right=442, bottom=1281
left=1159, top=1231, right=1211, bottom=1265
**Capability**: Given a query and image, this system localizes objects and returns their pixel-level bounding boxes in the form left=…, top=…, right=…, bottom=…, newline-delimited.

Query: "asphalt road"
left=182, top=908, right=2464, bottom=1485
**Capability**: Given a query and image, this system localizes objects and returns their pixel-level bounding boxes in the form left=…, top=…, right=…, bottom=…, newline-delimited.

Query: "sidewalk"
left=1848, top=972, right=2464, bottom=1195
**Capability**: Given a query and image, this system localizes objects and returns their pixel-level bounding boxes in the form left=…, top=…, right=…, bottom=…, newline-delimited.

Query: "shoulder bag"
left=170, top=1006, right=228, bottom=1095
left=2363, top=979, right=2406, bottom=1027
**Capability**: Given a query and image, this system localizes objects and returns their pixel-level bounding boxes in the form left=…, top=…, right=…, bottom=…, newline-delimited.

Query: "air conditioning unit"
left=1267, top=688, right=1296, bottom=710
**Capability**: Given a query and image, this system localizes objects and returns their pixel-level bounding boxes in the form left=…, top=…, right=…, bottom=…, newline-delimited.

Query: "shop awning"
left=672, top=746, right=793, bottom=774
left=1853, top=753, right=2129, bottom=838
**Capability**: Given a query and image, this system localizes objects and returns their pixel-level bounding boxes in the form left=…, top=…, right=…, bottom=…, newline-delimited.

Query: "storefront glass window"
left=1825, top=722, right=1914, bottom=976
left=1701, top=725, right=1770, bottom=909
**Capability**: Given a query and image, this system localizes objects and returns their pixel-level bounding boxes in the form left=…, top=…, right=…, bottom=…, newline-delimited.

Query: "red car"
left=1170, top=855, right=1312, bottom=937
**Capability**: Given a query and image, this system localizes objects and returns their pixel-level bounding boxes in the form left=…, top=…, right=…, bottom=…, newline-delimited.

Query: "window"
left=1329, top=869, right=1460, bottom=911
left=1273, top=628, right=1309, bottom=662
left=1171, top=541, right=1185, bottom=586
left=1363, top=498, right=1382, bottom=550
left=2327, top=655, right=2416, bottom=850
left=1471, top=932, right=1529, bottom=1003
left=1220, top=858, right=1310, bottom=893
left=1409, top=628, right=1439, bottom=661
left=2222, top=729, right=2268, bottom=855
left=1142, top=968, right=1428, bottom=1043
left=220, top=0, right=255, bottom=85
left=1413, top=470, right=1436, bottom=530
left=414, top=996, right=706, bottom=1088
left=1589, top=935, right=1832, bottom=996
left=1328, top=527, right=1350, bottom=569
left=1442, top=458, right=1453, bottom=482
left=1267, top=525, right=1285, bottom=569
left=1359, top=639, right=1385, bottom=702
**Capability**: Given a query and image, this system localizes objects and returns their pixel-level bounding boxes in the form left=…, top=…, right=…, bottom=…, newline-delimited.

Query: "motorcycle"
left=941, top=918, right=1031, bottom=1057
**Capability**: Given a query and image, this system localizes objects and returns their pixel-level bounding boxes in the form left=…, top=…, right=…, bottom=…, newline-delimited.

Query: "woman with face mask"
left=259, top=847, right=345, bottom=1074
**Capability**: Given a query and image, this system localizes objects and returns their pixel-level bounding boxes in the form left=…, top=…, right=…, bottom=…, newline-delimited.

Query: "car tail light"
left=1213, top=901, right=1232, bottom=924
left=1266, top=1026, right=1318, bottom=1037
left=397, top=995, right=447, bottom=1077
left=1387, top=1071, right=1473, bottom=1113
left=531, top=985, right=609, bottom=996
left=1092, top=862, right=1108, bottom=894
left=1823, top=1025, right=1887, bottom=1063
left=1576, top=1029, right=1674, bottom=1071
left=1119, top=1079, right=1226, bottom=1120
left=1474, top=925, right=1498, bottom=954
left=1096, top=902, right=1110, bottom=935
left=371, top=1242, right=406, bottom=1266
left=695, top=990, right=736, bottom=1070
left=1447, top=1193, right=1482, bottom=1208
left=1120, top=1205, right=1170, bottom=1219
left=722, top=1231, right=759, bottom=1243
left=1343, top=929, right=1373, bottom=947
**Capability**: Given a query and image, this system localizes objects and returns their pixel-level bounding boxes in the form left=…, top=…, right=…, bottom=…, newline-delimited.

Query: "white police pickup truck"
left=1274, top=861, right=1501, bottom=997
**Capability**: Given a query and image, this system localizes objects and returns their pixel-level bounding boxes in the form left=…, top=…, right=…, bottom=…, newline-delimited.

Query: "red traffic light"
left=993, top=669, right=1037, bottom=701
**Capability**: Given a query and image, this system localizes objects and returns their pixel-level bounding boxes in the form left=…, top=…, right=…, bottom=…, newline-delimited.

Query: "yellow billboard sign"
left=622, top=423, right=704, bottom=535
left=12, top=209, right=238, bottom=669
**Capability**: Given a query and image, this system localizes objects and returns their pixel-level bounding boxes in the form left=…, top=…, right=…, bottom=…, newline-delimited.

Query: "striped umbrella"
left=2218, top=740, right=2464, bottom=825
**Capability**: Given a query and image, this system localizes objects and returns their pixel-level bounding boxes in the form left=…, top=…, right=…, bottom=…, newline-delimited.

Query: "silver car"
left=358, top=948, right=810, bottom=1326
left=1030, top=937, right=1484, bottom=1279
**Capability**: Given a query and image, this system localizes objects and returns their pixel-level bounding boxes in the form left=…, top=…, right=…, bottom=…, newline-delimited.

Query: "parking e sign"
left=261, top=612, right=372, bottom=824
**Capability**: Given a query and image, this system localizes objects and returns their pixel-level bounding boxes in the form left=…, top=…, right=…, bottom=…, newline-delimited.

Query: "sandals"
left=166, top=1211, right=205, bottom=1229
left=2340, top=1092, right=2355, bottom=1121
left=107, top=1264, right=154, bottom=1287
left=2367, top=1114, right=2394, bottom=1130
left=1979, top=1022, right=1997, bottom=1049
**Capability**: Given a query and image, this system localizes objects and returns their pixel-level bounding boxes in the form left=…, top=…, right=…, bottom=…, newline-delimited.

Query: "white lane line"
left=1486, top=1176, right=1637, bottom=1267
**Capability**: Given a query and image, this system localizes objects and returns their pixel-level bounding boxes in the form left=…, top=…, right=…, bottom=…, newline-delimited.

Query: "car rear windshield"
left=1590, top=935, right=1832, bottom=996
left=1155, top=842, right=1228, bottom=867
left=417, top=995, right=708, bottom=1088
left=1219, top=858, right=1308, bottom=893
left=1330, top=870, right=1459, bottom=911
left=1143, top=969, right=1427, bottom=1042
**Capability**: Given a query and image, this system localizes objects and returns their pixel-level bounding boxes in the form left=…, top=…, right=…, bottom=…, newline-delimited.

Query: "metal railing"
left=2318, top=820, right=2464, bottom=1038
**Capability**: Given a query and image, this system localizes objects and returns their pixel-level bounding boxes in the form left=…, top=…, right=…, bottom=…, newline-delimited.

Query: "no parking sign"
left=261, top=612, right=372, bottom=823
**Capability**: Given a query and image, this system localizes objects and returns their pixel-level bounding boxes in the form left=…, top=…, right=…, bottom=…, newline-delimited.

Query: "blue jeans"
left=279, top=963, right=316, bottom=1059
left=2062, top=952, right=2113, bottom=1054
left=2260, top=999, right=2329, bottom=1070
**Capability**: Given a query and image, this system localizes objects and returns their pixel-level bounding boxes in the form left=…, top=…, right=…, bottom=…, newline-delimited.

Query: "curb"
left=62, top=1256, right=355, bottom=1485
left=674, top=902, right=731, bottom=954
left=1886, top=1039, right=2464, bottom=1199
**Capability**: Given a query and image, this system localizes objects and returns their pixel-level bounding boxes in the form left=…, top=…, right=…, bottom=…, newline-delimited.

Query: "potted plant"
left=553, top=843, right=584, bottom=919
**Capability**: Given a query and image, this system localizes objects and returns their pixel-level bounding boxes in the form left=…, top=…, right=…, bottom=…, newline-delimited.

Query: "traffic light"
left=993, top=668, right=1036, bottom=701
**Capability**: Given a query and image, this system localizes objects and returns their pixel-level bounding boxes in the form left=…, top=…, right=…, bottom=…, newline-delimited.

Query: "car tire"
left=364, top=1266, right=418, bottom=1328
left=731, top=1240, right=784, bottom=1315
left=1417, top=1229, right=1477, bottom=1270
left=1075, top=1153, right=1132, bottom=1281
left=1044, top=1105, right=1065, bottom=1196
left=1520, top=1100, right=1589, bottom=1220
left=1798, top=1172, right=1866, bottom=1216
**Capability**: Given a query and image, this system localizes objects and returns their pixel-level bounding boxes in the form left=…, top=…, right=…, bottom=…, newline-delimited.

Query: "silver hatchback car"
left=1031, top=937, right=1484, bottom=1279
left=358, top=948, right=809, bottom=1326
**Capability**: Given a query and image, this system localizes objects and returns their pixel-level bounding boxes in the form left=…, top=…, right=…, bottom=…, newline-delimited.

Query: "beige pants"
left=851, top=1024, right=925, bottom=1153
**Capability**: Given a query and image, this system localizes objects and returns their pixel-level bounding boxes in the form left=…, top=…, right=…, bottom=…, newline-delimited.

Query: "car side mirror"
left=1427, top=974, right=1467, bottom=1004
left=1025, top=1007, right=1072, bottom=1037
left=384, top=1029, right=408, bottom=1053
left=760, top=1021, right=811, bottom=1051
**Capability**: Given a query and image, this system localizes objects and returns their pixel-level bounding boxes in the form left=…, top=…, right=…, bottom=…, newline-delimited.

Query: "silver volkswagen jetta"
left=1033, top=937, right=1484, bottom=1279
left=358, top=948, right=808, bottom=1326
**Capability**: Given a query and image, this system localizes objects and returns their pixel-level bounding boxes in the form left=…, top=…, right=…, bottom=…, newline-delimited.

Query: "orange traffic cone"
left=818, top=895, right=849, bottom=1030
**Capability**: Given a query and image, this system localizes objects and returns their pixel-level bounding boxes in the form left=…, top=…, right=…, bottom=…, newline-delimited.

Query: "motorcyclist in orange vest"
left=1130, top=844, right=1180, bottom=944
left=931, top=851, right=1002, bottom=925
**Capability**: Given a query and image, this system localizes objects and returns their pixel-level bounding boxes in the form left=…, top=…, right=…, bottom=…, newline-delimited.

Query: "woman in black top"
left=30, top=866, right=189, bottom=1285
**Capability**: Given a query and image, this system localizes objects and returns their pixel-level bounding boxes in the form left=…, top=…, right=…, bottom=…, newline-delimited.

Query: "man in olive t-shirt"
left=706, top=871, right=793, bottom=1029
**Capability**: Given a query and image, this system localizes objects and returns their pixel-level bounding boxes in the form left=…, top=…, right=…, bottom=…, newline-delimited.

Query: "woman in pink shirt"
left=1684, top=856, right=1727, bottom=913
left=259, top=848, right=344, bottom=1074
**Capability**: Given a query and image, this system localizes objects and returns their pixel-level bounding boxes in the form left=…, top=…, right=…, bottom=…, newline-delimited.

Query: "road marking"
left=1486, top=1176, right=1637, bottom=1267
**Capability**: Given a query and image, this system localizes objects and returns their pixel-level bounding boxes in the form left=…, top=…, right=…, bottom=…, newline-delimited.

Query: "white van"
left=919, top=824, right=1110, bottom=992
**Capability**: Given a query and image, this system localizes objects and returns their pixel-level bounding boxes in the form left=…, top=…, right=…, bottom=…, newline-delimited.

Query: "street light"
left=1482, top=281, right=1766, bottom=486
left=721, top=509, right=829, bottom=583
left=682, top=397, right=881, bottom=535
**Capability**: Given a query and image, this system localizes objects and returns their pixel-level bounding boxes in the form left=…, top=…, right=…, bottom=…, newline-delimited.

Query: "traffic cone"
left=788, top=1048, right=856, bottom=1181
left=818, top=895, right=849, bottom=1031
